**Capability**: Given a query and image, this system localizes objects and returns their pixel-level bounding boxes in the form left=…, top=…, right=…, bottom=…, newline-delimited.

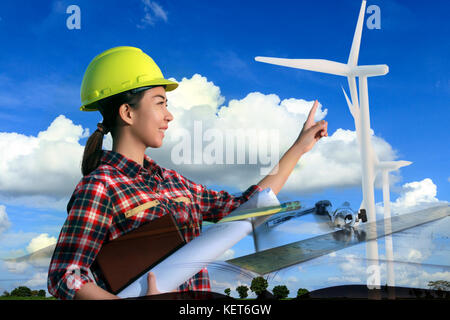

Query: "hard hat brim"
left=80, top=79, right=178, bottom=112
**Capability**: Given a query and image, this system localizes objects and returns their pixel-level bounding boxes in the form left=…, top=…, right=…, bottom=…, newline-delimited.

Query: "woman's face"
left=129, top=86, right=174, bottom=148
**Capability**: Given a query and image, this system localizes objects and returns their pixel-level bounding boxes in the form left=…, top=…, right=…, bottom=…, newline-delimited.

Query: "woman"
left=47, top=46, right=328, bottom=300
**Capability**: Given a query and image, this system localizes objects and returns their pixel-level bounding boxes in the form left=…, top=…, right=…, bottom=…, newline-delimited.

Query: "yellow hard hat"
left=80, top=46, right=178, bottom=111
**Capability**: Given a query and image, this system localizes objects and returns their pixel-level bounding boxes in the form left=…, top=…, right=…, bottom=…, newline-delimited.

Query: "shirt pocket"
left=113, top=199, right=165, bottom=237
left=164, top=196, right=201, bottom=237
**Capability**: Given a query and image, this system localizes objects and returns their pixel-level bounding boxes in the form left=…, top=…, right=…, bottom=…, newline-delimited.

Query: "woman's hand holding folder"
left=146, top=272, right=161, bottom=296
left=74, top=271, right=160, bottom=299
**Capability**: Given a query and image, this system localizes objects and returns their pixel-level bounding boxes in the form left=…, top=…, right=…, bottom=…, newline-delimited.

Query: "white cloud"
left=393, top=267, right=450, bottom=289
left=0, top=74, right=401, bottom=209
left=148, top=74, right=398, bottom=194
left=392, top=178, right=439, bottom=209
left=26, top=233, right=57, bottom=253
left=23, top=272, right=48, bottom=288
left=0, top=115, right=87, bottom=202
left=0, top=205, right=11, bottom=235
left=217, top=249, right=235, bottom=261
left=137, top=0, right=168, bottom=28
left=375, top=178, right=448, bottom=216
left=3, top=260, right=29, bottom=274
left=167, top=74, right=225, bottom=112
left=407, top=249, right=423, bottom=262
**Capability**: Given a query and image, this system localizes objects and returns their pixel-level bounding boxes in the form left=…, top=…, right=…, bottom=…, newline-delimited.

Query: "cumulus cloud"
left=0, top=74, right=400, bottom=206
left=26, top=233, right=57, bottom=254
left=0, top=115, right=88, bottom=205
left=389, top=178, right=445, bottom=213
left=148, top=73, right=398, bottom=194
left=375, top=178, right=448, bottom=216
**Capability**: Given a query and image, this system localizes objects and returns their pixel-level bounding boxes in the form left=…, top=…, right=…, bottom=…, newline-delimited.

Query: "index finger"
left=306, top=100, right=318, bottom=125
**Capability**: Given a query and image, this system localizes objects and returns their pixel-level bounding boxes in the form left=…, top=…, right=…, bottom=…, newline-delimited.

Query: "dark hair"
left=81, top=90, right=146, bottom=176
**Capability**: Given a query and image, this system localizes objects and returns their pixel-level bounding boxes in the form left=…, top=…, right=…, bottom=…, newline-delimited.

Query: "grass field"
left=0, top=296, right=57, bottom=300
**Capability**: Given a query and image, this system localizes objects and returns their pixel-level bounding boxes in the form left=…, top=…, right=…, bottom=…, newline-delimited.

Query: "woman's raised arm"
left=257, top=100, right=328, bottom=195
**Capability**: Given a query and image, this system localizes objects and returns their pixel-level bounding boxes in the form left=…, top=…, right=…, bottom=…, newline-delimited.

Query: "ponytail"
left=81, top=123, right=110, bottom=176
left=80, top=89, right=148, bottom=176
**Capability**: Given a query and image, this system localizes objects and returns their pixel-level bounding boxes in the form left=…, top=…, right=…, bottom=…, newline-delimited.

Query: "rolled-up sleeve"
left=47, top=177, right=112, bottom=300
left=177, top=173, right=262, bottom=222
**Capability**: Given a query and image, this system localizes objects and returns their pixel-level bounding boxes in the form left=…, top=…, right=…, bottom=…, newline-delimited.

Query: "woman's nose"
left=165, top=109, right=174, bottom=122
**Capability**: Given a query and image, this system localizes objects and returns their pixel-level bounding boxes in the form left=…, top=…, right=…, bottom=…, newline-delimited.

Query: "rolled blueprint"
left=117, top=187, right=280, bottom=298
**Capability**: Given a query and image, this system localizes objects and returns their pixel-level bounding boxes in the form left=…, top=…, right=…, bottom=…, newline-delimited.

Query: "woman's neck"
left=112, top=136, right=146, bottom=166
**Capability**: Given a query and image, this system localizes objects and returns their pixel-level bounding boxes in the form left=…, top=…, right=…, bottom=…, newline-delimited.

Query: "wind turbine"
left=254, top=0, right=412, bottom=289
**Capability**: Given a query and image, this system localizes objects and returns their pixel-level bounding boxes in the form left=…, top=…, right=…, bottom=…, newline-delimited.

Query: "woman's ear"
left=118, top=103, right=134, bottom=126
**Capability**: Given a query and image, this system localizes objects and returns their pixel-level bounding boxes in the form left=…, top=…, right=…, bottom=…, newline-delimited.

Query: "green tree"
left=273, top=285, right=289, bottom=299
left=250, top=277, right=268, bottom=298
left=224, top=288, right=231, bottom=297
left=296, top=288, right=309, bottom=298
left=2, top=291, right=10, bottom=297
left=11, top=286, right=32, bottom=297
left=236, top=285, right=249, bottom=299
left=428, top=280, right=450, bottom=291
left=38, top=290, right=46, bottom=297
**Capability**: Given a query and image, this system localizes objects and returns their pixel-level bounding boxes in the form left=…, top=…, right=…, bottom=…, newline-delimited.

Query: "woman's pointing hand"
left=294, top=100, right=328, bottom=154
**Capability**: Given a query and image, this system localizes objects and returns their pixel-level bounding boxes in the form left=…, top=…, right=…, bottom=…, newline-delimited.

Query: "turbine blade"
left=3, top=244, right=55, bottom=263
left=341, top=85, right=355, bottom=117
left=348, top=0, right=367, bottom=66
left=255, top=57, right=350, bottom=76
left=347, top=76, right=360, bottom=109
left=352, top=65, right=389, bottom=77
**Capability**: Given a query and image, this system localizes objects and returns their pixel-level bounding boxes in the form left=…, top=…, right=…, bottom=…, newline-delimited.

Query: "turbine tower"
left=254, top=0, right=411, bottom=289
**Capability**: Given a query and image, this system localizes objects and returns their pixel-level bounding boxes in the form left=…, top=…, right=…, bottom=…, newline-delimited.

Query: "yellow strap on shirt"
left=124, top=197, right=192, bottom=218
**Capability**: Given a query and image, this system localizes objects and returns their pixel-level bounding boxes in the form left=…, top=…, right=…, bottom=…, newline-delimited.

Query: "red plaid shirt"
left=47, top=150, right=261, bottom=299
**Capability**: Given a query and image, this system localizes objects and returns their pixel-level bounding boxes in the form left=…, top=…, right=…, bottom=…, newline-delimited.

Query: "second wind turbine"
left=254, top=0, right=411, bottom=289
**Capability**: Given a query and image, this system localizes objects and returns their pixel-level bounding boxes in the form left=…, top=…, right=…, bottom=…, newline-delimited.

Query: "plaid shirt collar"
left=100, top=150, right=163, bottom=179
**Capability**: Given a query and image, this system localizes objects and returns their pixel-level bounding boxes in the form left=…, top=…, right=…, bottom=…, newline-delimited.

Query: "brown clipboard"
left=94, top=213, right=186, bottom=294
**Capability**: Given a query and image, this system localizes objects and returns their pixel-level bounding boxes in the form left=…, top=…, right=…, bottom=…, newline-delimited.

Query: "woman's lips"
left=159, top=127, right=167, bottom=136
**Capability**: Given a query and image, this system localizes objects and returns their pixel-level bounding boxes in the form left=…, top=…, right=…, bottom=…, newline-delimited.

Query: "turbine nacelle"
left=376, top=160, right=412, bottom=171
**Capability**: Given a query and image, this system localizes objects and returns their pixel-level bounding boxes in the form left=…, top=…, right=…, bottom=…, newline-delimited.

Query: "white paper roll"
left=117, top=188, right=279, bottom=298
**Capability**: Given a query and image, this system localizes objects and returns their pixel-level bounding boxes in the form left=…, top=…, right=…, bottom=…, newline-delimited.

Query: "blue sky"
left=0, top=0, right=449, bottom=298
